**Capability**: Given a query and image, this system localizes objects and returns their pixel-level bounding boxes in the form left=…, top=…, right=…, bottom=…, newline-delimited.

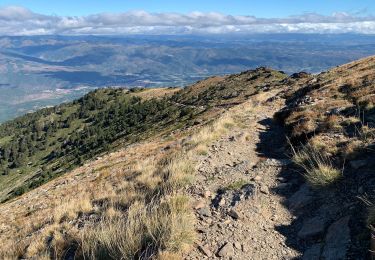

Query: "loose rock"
left=260, top=184, right=269, bottom=195
left=198, top=244, right=212, bottom=257
left=217, top=242, right=235, bottom=257
left=228, top=209, right=241, bottom=220
left=198, top=207, right=212, bottom=217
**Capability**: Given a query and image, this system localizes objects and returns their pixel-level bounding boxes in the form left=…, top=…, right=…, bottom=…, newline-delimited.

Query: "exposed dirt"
left=185, top=86, right=363, bottom=259
left=185, top=90, right=303, bottom=259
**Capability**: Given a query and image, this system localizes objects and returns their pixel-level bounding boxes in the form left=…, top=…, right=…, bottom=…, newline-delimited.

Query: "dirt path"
left=185, top=90, right=302, bottom=259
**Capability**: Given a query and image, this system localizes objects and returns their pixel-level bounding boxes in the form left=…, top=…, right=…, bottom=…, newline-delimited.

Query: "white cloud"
left=0, top=6, right=374, bottom=35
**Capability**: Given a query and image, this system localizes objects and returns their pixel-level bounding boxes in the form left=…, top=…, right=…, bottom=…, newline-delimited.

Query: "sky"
left=0, top=0, right=374, bottom=17
left=0, top=0, right=375, bottom=35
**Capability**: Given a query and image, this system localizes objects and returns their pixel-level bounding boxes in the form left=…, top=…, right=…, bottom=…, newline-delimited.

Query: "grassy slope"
left=276, top=56, right=375, bottom=256
left=0, top=69, right=286, bottom=203
left=0, top=67, right=287, bottom=259
left=278, top=56, right=375, bottom=174
left=1, top=56, right=375, bottom=258
left=0, top=87, right=191, bottom=201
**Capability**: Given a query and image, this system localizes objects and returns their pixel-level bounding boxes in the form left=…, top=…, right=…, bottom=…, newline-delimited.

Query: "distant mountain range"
left=1, top=33, right=375, bottom=122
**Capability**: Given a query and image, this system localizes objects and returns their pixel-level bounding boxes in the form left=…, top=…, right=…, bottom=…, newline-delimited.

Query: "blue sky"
left=0, top=0, right=374, bottom=17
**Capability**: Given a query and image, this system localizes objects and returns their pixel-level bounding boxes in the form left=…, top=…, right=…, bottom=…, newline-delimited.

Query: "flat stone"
left=302, top=244, right=322, bottom=260
left=260, top=184, right=269, bottom=194
left=217, top=242, right=234, bottom=257
left=234, top=242, right=242, bottom=250
left=321, top=216, right=351, bottom=260
left=253, top=175, right=262, bottom=182
left=298, top=216, right=327, bottom=240
left=288, top=184, right=313, bottom=212
left=350, top=160, right=367, bottom=169
left=198, top=244, right=212, bottom=257
left=197, top=207, right=211, bottom=217
left=193, top=201, right=205, bottom=210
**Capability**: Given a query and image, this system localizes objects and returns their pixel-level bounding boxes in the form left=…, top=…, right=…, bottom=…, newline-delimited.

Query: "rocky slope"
left=0, top=56, right=375, bottom=259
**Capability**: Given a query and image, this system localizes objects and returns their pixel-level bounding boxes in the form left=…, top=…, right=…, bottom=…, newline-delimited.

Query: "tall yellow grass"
left=0, top=103, right=242, bottom=259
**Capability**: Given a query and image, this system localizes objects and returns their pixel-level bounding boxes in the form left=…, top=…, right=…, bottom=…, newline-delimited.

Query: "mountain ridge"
left=0, top=55, right=375, bottom=259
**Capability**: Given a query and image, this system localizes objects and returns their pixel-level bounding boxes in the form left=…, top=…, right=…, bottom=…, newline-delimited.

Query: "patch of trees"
left=0, top=88, right=197, bottom=199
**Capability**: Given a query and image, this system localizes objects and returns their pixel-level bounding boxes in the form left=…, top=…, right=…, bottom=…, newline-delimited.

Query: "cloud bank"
left=0, top=6, right=375, bottom=35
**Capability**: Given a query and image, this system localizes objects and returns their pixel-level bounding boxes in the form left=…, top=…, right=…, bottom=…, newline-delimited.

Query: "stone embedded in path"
left=198, top=244, right=212, bottom=257
left=298, top=215, right=327, bottom=240
left=232, top=160, right=250, bottom=174
left=218, top=197, right=226, bottom=207
left=228, top=209, right=241, bottom=220
left=321, top=216, right=351, bottom=260
left=288, top=184, right=313, bottom=212
left=213, top=183, right=255, bottom=208
left=260, top=184, right=269, bottom=194
left=234, top=242, right=242, bottom=250
left=198, top=207, right=212, bottom=217
left=193, top=200, right=205, bottom=210
left=217, top=242, right=235, bottom=257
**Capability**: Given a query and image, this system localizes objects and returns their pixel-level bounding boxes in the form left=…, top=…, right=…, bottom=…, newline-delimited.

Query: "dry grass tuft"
left=54, top=195, right=93, bottom=223
left=225, top=179, right=249, bottom=191
left=322, top=114, right=342, bottom=132
left=0, top=95, right=247, bottom=259
left=163, top=155, right=195, bottom=190
left=189, top=114, right=235, bottom=147
left=291, top=143, right=342, bottom=187
left=82, top=196, right=195, bottom=259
